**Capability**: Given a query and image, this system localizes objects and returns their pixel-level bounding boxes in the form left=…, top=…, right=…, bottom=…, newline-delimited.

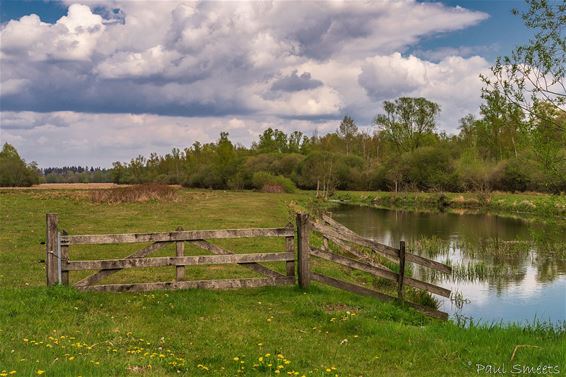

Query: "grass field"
left=0, top=188, right=564, bottom=376
left=333, top=191, right=566, bottom=219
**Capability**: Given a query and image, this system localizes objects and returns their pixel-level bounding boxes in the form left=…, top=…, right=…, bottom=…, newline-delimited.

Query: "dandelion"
left=36, top=371, right=45, bottom=376
left=233, top=357, right=239, bottom=361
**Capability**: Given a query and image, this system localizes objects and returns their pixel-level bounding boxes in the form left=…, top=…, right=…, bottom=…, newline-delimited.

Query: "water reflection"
left=332, top=205, right=566, bottom=325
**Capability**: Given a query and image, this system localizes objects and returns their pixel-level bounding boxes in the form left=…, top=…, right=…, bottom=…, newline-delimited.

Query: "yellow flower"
left=233, top=357, right=239, bottom=361
left=36, top=371, right=45, bottom=376
left=258, top=357, right=264, bottom=362
left=1, top=372, right=8, bottom=377
left=326, top=368, right=331, bottom=372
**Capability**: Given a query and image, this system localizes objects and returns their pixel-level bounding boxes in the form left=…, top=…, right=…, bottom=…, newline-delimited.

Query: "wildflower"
left=36, top=371, right=45, bottom=376
left=258, top=357, right=264, bottom=362
left=0, top=372, right=7, bottom=377
left=233, top=357, right=239, bottom=361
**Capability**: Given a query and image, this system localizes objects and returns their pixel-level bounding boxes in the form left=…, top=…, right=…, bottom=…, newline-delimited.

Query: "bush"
left=251, top=171, right=296, bottom=193
left=90, top=184, right=177, bottom=203
left=490, top=159, right=532, bottom=192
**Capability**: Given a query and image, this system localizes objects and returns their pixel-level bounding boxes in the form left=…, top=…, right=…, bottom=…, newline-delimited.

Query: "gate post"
left=176, top=227, right=185, bottom=281
left=296, top=213, right=311, bottom=289
left=397, top=240, right=406, bottom=302
left=46, top=214, right=59, bottom=286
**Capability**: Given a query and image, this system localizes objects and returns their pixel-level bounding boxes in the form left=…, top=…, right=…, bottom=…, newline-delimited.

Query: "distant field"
left=1, top=183, right=123, bottom=190
left=0, top=188, right=564, bottom=376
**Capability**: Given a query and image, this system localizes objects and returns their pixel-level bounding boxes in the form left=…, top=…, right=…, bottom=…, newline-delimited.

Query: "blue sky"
left=0, top=0, right=535, bottom=167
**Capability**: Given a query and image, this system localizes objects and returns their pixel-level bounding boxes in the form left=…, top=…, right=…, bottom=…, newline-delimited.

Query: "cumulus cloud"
left=0, top=0, right=493, bottom=165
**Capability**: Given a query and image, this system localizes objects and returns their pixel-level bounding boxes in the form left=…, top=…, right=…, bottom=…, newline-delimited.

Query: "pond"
left=332, top=204, right=566, bottom=326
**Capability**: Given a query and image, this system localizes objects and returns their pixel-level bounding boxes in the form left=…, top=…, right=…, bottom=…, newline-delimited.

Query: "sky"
left=0, top=0, right=534, bottom=168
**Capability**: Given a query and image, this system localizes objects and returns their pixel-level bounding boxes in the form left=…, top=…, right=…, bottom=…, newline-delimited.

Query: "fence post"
left=397, top=240, right=406, bottom=302
left=176, top=227, right=185, bottom=281
left=296, top=213, right=311, bottom=289
left=60, top=230, right=69, bottom=285
left=46, top=214, right=58, bottom=286
left=285, top=232, right=295, bottom=277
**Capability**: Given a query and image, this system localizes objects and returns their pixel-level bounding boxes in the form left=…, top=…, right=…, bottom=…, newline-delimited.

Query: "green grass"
left=0, top=189, right=564, bottom=376
left=332, top=191, right=566, bottom=219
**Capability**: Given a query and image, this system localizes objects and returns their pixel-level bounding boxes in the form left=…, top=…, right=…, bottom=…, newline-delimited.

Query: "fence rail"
left=296, top=212, right=452, bottom=320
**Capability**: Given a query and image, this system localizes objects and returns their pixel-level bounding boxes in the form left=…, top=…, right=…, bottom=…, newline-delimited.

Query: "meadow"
left=0, top=188, right=564, bottom=376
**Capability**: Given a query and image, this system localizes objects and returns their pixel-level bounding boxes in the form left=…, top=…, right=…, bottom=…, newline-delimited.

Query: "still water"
left=332, top=205, right=566, bottom=326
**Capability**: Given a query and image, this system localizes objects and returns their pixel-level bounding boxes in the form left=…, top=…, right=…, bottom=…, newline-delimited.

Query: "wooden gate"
left=45, top=214, right=295, bottom=292
left=295, top=213, right=452, bottom=319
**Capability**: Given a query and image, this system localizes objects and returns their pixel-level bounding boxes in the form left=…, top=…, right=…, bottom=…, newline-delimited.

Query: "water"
left=331, top=204, right=566, bottom=326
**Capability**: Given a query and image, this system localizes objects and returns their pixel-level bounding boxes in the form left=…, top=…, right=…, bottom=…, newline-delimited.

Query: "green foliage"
left=481, top=0, right=565, bottom=120
left=374, top=97, right=441, bottom=152
left=251, top=171, right=296, bottom=193
left=0, top=143, right=40, bottom=187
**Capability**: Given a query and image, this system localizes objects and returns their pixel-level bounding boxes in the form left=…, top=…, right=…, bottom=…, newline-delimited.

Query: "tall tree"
left=374, top=97, right=441, bottom=152
left=481, top=0, right=565, bottom=125
left=337, top=115, right=358, bottom=155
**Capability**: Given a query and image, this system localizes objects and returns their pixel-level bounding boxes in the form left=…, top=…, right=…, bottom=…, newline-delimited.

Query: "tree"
left=374, top=97, right=441, bottom=152
left=337, top=115, right=358, bottom=155
left=481, top=0, right=565, bottom=124
left=0, top=143, right=40, bottom=187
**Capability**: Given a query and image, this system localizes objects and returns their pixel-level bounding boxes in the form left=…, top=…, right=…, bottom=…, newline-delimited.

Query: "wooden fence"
left=45, top=214, right=295, bottom=292
left=295, top=213, right=452, bottom=320
left=45, top=212, right=451, bottom=319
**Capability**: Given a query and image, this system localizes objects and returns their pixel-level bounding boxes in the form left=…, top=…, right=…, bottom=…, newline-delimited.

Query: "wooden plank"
left=189, top=240, right=285, bottom=279
left=406, top=253, right=452, bottom=275
left=310, top=220, right=451, bottom=274
left=74, top=242, right=170, bottom=287
left=296, top=213, right=311, bottom=288
left=311, top=273, right=448, bottom=320
left=311, top=248, right=398, bottom=281
left=310, top=248, right=450, bottom=298
left=285, top=236, right=295, bottom=277
left=324, top=234, right=393, bottom=270
left=176, top=227, right=185, bottom=281
left=398, top=241, right=406, bottom=301
left=46, top=214, right=58, bottom=286
left=62, top=227, right=294, bottom=245
left=321, top=214, right=359, bottom=237
left=78, top=276, right=295, bottom=292
left=65, top=252, right=295, bottom=271
left=310, top=220, right=399, bottom=259
left=60, top=230, right=69, bottom=286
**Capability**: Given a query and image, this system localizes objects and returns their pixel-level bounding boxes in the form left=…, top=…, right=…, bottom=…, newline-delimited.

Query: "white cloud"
left=1, top=4, right=104, bottom=61
left=0, top=0, right=492, bottom=166
left=0, top=111, right=337, bottom=167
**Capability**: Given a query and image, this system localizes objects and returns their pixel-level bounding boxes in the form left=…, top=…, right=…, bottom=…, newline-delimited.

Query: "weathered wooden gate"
left=45, top=214, right=295, bottom=292
left=295, top=213, right=452, bottom=319
left=45, top=211, right=451, bottom=319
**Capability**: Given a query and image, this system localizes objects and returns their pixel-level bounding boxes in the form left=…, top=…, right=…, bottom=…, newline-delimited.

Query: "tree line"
left=4, top=92, right=563, bottom=193
left=1, top=1, right=563, bottom=192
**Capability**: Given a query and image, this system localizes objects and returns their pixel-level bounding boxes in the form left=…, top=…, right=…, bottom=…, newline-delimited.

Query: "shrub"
left=90, top=183, right=178, bottom=203
left=251, top=171, right=296, bottom=193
